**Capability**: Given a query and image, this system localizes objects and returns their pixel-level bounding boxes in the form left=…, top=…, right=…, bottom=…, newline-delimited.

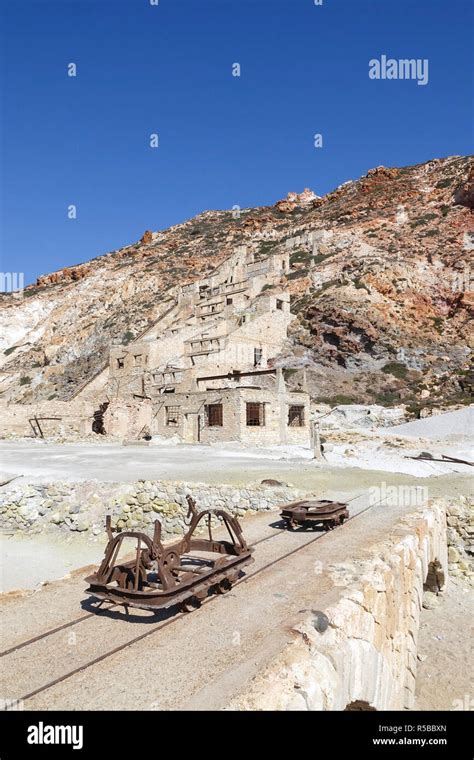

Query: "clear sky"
left=1, top=0, right=472, bottom=285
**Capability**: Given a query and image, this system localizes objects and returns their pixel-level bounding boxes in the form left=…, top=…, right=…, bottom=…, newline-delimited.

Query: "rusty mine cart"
left=280, top=499, right=349, bottom=531
left=85, top=496, right=253, bottom=613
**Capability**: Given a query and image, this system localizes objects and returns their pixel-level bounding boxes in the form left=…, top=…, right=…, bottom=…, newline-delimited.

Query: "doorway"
left=183, top=413, right=200, bottom=443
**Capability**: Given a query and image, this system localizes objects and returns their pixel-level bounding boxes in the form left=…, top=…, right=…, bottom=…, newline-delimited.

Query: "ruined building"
left=103, top=247, right=311, bottom=446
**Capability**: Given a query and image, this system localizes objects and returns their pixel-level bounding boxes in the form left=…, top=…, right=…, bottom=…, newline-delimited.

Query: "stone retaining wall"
left=0, top=479, right=300, bottom=537
left=229, top=502, right=448, bottom=711
left=446, top=497, right=474, bottom=584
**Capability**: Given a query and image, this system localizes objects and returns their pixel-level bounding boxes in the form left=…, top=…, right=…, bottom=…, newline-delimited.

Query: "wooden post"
left=313, top=421, right=323, bottom=460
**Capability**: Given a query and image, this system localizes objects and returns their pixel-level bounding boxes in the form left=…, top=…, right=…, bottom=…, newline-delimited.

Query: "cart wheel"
left=181, top=596, right=201, bottom=613
left=215, top=578, right=232, bottom=595
left=287, top=520, right=296, bottom=531
left=323, top=522, right=332, bottom=531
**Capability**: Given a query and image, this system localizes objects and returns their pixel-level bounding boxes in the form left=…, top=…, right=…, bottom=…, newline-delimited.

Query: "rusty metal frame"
left=85, top=496, right=253, bottom=612
left=280, top=499, right=349, bottom=531
left=28, top=416, right=62, bottom=438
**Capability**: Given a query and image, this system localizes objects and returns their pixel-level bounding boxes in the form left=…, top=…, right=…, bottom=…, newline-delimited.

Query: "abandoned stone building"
left=139, top=374, right=308, bottom=446
left=102, top=247, right=311, bottom=446
left=1, top=246, right=311, bottom=447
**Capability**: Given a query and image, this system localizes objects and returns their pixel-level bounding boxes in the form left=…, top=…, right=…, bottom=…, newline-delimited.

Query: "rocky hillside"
left=1, top=155, right=472, bottom=413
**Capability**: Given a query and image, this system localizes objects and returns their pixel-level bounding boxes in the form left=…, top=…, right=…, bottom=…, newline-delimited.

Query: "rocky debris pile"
left=0, top=480, right=300, bottom=538
left=446, top=497, right=473, bottom=584
left=315, top=404, right=408, bottom=431
left=0, top=484, right=43, bottom=530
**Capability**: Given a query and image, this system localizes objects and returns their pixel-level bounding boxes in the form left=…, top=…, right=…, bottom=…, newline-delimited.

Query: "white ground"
left=0, top=403, right=472, bottom=484
left=324, top=405, right=473, bottom=477
left=388, top=406, right=474, bottom=438
left=0, top=532, right=106, bottom=594
left=324, top=433, right=473, bottom=477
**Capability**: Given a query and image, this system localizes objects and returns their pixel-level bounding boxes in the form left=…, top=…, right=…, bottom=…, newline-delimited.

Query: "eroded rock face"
left=36, top=264, right=91, bottom=286
left=285, top=188, right=319, bottom=204
left=275, top=199, right=297, bottom=213
left=282, top=156, right=473, bottom=407
left=366, top=165, right=400, bottom=180
left=0, top=155, right=472, bottom=408
left=300, top=305, right=379, bottom=366
left=454, top=166, right=474, bottom=209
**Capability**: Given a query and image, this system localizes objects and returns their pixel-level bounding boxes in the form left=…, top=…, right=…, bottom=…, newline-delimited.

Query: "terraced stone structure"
left=103, top=247, right=311, bottom=445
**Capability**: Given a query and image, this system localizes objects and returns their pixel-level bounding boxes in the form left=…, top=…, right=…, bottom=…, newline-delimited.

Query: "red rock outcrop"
left=140, top=230, right=153, bottom=245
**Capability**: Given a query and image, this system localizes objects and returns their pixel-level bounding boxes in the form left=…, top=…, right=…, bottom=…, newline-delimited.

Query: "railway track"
left=0, top=525, right=286, bottom=659
left=1, top=495, right=384, bottom=706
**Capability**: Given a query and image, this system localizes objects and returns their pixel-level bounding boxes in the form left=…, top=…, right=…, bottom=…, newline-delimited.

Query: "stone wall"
left=237, top=388, right=310, bottom=447
left=0, top=479, right=300, bottom=537
left=105, top=398, right=152, bottom=439
left=446, top=497, right=474, bottom=585
left=151, top=388, right=311, bottom=447
left=229, top=502, right=448, bottom=711
left=0, top=399, right=95, bottom=439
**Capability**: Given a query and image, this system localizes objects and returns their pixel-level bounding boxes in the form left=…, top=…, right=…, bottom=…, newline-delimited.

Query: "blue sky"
left=1, top=0, right=472, bottom=285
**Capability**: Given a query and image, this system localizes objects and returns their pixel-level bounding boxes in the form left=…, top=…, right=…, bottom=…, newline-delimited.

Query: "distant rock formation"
left=275, top=188, right=320, bottom=213
left=36, top=264, right=91, bottom=286
left=140, top=230, right=153, bottom=245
